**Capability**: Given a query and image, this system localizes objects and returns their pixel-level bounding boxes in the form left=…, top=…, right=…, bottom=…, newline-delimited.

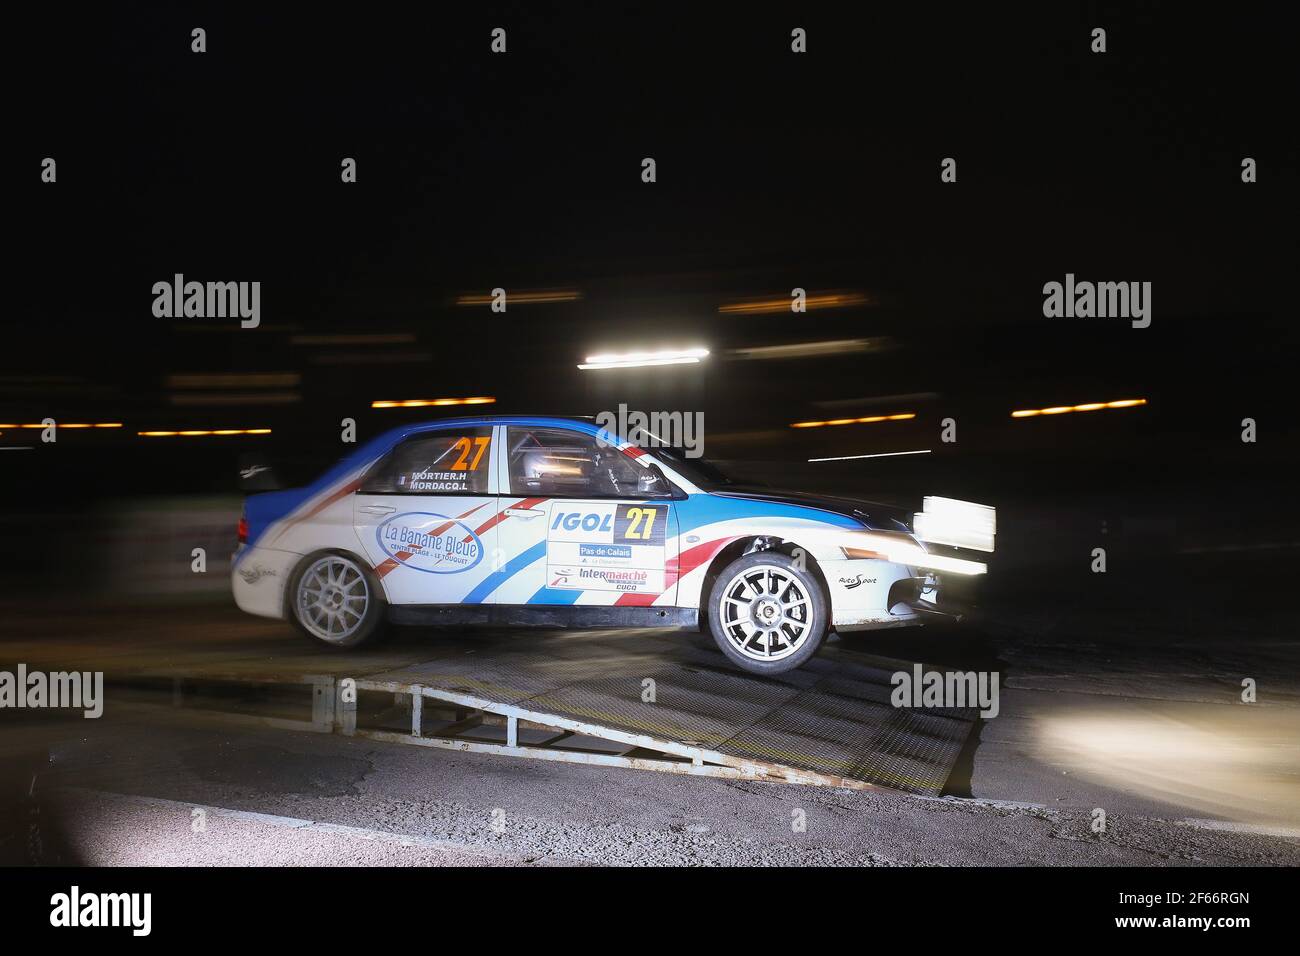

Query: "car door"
left=352, top=426, right=500, bottom=606
left=491, top=424, right=679, bottom=607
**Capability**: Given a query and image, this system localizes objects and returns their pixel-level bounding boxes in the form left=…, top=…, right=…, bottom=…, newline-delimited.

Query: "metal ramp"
left=336, top=629, right=976, bottom=795
left=20, top=621, right=978, bottom=796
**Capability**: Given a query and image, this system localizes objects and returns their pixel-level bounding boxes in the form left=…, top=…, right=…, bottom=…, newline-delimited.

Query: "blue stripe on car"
left=239, top=416, right=618, bottom=561
left=526, top=585, right=582, bottom=605
left=462, top=540, right=547, bottom=604
left=673, top=492, right=862, bottom=536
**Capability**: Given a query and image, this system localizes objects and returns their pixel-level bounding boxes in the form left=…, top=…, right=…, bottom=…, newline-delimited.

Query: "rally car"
left=232, top=415, right=989, bottom=674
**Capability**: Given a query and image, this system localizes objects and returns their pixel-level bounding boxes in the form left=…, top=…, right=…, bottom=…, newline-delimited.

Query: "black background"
left=6, top=1, right=1298, bottom=554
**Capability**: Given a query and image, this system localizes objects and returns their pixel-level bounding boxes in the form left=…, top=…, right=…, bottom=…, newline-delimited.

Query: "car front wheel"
left=707, top=552, right=828, bottom=674
left=289, top=552, right=386, bottom=649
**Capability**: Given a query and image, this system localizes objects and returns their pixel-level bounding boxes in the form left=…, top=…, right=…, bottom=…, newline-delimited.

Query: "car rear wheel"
left=289, top=553, right=385, bottom=649
left=707, top=552, right=828, bottom=674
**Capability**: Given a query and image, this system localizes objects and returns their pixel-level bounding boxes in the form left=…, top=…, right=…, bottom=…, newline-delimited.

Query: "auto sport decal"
left=838, top=573, right=877, bottom=589
left=377, top=512, right=484, bottom=574
left=546, top=502, right=668, bottom=593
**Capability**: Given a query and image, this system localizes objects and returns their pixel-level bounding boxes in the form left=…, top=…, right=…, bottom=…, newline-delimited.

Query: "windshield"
left=649, top=446, right=740, bottom=490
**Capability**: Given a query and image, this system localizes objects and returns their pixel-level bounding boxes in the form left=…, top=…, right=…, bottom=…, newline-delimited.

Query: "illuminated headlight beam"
left=844, top=537, right=987, bottom=575
left=913, top=496, right=997, bottom=552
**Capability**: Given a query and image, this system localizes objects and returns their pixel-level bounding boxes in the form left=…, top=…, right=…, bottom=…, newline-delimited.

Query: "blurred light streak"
left=169, top=393, right=303, bottom=406
left=174, top=323, right=301, bottom=333
left=138, top=429, right=272, bottom=437
left=0, top=422, right=122, bottom=429
left=579, top=348, right=709, bottom=370
left=1011, top=398, right=1147, bottom=418
left=290, top=333, right=416, bottom=345
left=790, top=413, right=915, bottom=429
left=168, top=373, right=301, bottom=389
left=809, top=449, right=932, bottom=462
left=718, top=292, right=871, bottom=314
left=371, top=397, right=496, bottom=408
left=456, top=290, right=581, bottom=305
left=310, top=352, right=433, bottom=365
left=813, top=392, right=937, bottom=410
left=725, top=338, right=885, bottom=361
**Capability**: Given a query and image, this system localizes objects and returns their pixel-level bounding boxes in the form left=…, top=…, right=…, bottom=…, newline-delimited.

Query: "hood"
left=709, top=486, right=915, bottom=532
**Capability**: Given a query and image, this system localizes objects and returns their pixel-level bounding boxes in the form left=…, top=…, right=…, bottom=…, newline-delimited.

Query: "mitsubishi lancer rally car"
left=232, top=415, right=991, bottom=674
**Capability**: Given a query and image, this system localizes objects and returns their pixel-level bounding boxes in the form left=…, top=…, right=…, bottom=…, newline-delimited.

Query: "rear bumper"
left=231, top=545, right=297, bottom=619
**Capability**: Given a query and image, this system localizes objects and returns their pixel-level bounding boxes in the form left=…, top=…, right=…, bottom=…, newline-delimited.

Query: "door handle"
left=358, top=505, right=396, bottom=515
left=504, top=507, right=545, bottom=518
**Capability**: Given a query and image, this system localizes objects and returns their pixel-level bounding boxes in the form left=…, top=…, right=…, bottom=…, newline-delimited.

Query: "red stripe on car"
left=466, top=497, right=549, bottom=539
left=613, top=535, right=740, bottom=606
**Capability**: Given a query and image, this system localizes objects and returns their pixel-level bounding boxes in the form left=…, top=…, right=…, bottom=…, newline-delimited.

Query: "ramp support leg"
left=506, top=715, right=518, bottom=748
left=336, top=680, right=356, bottom=736
left=411, top=687, right=423, bottom=738
left=310, top=676, right=336, bottom=732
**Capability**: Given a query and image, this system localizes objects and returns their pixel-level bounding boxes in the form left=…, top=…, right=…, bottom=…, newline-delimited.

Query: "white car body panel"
left=232, top=416, right=985, bottom=634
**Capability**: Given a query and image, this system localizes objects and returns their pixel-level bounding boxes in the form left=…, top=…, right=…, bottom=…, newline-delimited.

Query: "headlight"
left=841, top=546, right=888, bottom=560
left=841, top=534, right=987, bottom=576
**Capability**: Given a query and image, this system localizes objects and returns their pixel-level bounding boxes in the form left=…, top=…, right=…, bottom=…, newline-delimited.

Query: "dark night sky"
left=8, top=3, right=1298, bottom=494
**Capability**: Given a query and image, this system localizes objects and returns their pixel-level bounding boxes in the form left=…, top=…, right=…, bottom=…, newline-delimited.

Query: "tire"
left=287, top=552, right=386, bottom=649
left=706, top=551, right=829, bottom=674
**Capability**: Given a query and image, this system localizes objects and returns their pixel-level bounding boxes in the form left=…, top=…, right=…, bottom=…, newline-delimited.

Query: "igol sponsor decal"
left=378, top=512, right=483, bottom=573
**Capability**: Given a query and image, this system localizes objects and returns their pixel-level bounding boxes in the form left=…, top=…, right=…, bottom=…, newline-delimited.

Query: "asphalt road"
left=3, top=568, right=1298, bottom=866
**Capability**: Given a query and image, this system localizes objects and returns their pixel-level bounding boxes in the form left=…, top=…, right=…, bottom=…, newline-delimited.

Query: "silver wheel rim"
left=717, top=563, right=812, bottom=662
left=297, top=556, right=370, bottom=643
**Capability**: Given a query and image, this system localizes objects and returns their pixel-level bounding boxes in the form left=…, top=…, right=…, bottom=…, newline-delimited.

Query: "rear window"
left=360, top=428, right=493, bottom=495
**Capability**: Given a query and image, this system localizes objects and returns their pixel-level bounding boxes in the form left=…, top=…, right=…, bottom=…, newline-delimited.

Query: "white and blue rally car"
left=233, top=416, right=988, bottom=674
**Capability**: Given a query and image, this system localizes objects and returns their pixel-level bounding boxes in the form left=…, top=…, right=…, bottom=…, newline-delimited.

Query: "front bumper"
left=828, top=568, right=964, bottom=631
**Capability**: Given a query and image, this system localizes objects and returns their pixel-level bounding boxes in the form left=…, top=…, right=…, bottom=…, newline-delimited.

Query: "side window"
left=506, top=427, right=667, bottom=498
left=360, top=428, right=493, bottom=495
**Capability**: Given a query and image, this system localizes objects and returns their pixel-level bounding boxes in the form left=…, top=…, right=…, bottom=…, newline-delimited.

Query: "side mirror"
left=638, top=465, right=677, bottom=499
